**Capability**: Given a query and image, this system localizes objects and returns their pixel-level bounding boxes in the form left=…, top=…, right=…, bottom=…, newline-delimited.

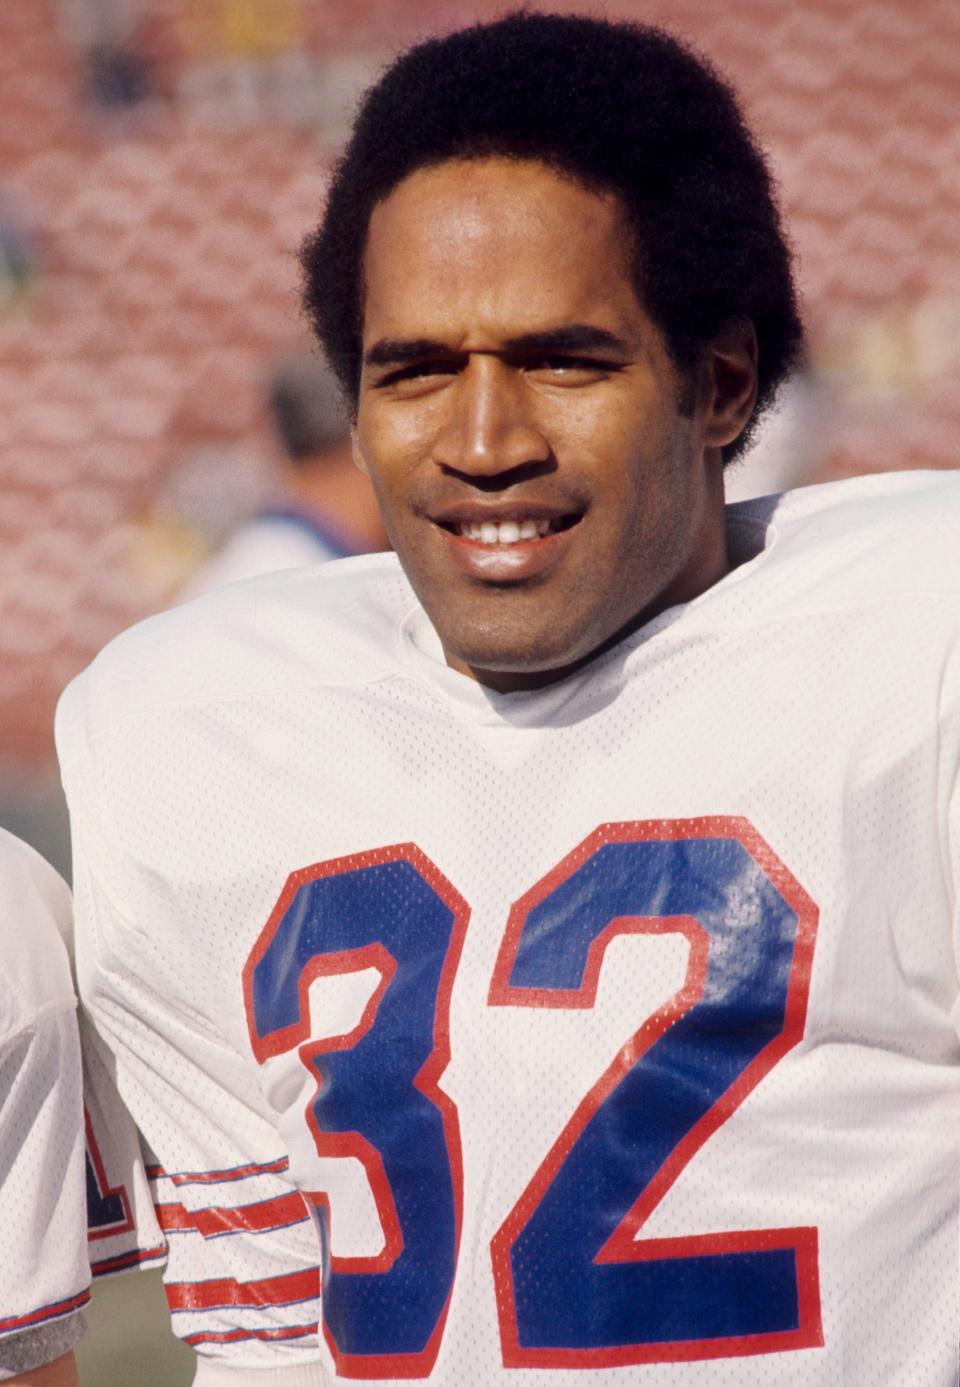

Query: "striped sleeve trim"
left=0, top=1287, right=91, bottom=1336
left=184, top=1320, right=319, bottom=1347
left=166, top=1267, right=320, bottom=1314
left=90, top=1244, right=168, bottom=1279
left=157, top=1191, right=310, bottom=1240
left=147, top=1157, right=289, bottom=1187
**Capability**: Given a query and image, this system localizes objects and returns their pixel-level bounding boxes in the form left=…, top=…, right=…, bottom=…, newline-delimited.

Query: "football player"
left=57, top=12, right=960, bottom=1386
left=0, top=827, right=163, bottom=1384
left=0, top=828, right=86, bottom=1384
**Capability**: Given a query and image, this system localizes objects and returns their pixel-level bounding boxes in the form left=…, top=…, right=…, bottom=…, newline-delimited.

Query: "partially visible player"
left=0, top=827, right=87, bottom=1386
left=0, top=826, right=165, bottom=1385
left=181, top=354, right=386, bottom=598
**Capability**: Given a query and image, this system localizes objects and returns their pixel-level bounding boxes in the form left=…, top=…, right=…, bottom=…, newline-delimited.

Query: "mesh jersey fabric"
left=80, top=1003, right=167, bottom=1283
left=0, top=827, right=89, bottom=1372
left=0, top=827, right=165, bottom=1378
left=56, top=470, right=960, bottom=1385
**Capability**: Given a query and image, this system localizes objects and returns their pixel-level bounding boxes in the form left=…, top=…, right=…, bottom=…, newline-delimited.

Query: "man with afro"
left=58, top=13, right=960, bottom=1386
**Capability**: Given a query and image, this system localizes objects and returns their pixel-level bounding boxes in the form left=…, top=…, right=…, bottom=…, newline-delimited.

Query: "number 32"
left=244, top=817, right=822, bottom=1377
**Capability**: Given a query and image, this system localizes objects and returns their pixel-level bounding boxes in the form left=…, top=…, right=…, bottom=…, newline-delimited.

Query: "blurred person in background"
left=181, top=353, right=386, bottom=598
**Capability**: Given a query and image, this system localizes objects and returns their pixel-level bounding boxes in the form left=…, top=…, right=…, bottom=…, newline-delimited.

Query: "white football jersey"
left=57, top=471, right=960, bottom=1387
left=0, top=827, right=162, bottom=1370
left=81, top=1004, right=167, bottom=1283
left=0, top=828, right=89, bottom=1353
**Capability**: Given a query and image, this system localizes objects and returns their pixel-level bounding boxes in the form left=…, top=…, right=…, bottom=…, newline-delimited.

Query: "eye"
left=374, top=360, right=461, bottom=392
left=524, top=354, right=618, bottom=384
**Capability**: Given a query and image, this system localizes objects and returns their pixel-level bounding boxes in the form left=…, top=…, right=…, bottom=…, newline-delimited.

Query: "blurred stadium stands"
left=1, top=0, right=958, bottom=781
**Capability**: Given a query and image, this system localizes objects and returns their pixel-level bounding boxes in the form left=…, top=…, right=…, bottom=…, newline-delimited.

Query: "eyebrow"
left=363, top=323, right=630, bottom=370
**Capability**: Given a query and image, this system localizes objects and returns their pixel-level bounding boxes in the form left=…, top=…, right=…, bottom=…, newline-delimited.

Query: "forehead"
left=361, top=158, right=641, bottom=343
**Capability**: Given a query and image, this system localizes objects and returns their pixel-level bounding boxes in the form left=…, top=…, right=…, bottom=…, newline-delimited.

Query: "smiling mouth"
left=441, top=515, right=581, bottom=544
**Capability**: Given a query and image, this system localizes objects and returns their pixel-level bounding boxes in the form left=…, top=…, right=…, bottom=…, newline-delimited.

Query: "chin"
left=445, top=622, right=559, bottom=668
left=442, top=623, right=599, bottom=688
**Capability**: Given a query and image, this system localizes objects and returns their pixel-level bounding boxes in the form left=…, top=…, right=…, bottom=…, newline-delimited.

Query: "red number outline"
left=487, top=816, right=822, bottom=1368
left=85, top=1107, right=135, bottom=1241
left=242, top=843, right=471, bottom=1380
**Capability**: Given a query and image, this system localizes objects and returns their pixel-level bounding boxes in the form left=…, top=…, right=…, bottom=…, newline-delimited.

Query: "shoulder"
left=57, top=552, right=416, bottom=759
left=0, top=828, right=71, bottom=933
left=0, top=829, right=74, bottom=1042
left=727, top=471, right=960, bottom=612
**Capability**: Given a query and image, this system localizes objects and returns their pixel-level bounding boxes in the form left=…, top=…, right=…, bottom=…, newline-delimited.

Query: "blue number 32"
left=244, top=817, right=822, bottom=1377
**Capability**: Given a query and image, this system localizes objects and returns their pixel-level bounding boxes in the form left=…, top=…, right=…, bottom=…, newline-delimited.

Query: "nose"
left=432, top=356, right=550, bottom=479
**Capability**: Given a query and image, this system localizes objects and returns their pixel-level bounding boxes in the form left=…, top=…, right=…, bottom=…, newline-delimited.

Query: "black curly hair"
left=301, top=11, right=803, bottom=461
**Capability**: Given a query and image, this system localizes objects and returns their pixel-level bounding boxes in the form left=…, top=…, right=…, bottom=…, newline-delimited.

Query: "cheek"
left=555, top=392, right=657, bottom=471
left=355, top=430, right=412, bottom=509
left=358, top=401, right=442, bottom=480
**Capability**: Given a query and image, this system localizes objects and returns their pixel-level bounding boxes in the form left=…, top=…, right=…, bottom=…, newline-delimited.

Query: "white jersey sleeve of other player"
left=56, top=472, right=960, bottom=1386
left=0, top=825, right=165, bottom=1381
left=81, top=1008, right=167, bottom=1282
left=0, top=828, right=90, bottom=1358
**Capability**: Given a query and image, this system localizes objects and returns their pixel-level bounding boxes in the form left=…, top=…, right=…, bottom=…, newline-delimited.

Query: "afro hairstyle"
left=301, top=11, right=803, bottom=461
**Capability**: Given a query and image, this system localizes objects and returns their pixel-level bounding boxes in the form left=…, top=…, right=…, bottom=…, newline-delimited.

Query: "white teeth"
left=458, top=518, right=558, bottom=543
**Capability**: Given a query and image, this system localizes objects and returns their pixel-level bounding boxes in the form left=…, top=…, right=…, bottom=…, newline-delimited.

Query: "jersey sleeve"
left=81, top=1012, right=167, bottom=1279
left=57, top=689, right=324, bottom=1381
left=0, top=833, right=89, bottom=1372
left=944, top=641, right=960, bottom=999
left=23, top=836, right=169, bottom=1285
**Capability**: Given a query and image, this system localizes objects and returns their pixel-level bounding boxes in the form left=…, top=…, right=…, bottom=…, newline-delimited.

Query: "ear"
left=700, top=321, right=758, bottom=450
left=351, top=428, right=369, bottom=476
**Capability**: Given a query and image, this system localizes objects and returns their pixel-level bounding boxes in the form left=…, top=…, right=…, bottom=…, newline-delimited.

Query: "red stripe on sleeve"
left=156, top=1191, right=310, bottom=1239
left=184, top=1321, right=318, bottom=1345
left=90, top=1245, right=167, bottom=1278
left=166, top=1267, right=320, bottom=1312
left=148, top=1156, right=289, bottom=1186
left=0, top=1288, right=91, bottom=1335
